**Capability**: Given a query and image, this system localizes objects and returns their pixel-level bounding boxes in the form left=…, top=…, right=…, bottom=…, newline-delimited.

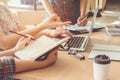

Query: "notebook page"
left=15, top=36, right=56, bottom=60
left=66, top=23, right=91, bottom=31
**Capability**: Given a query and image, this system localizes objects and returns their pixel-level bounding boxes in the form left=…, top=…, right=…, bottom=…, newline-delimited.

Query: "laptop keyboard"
left=65, top=36, right=85, bottom=48
left=63, top=36, right=89, bottom=51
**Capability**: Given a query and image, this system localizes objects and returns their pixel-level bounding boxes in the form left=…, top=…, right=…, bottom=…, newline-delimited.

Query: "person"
left=0, top=35, right=60, bottom=79
left=87, top=0, right=106, bottom=17
left=0, top=2, right=72, bottom=50
left=41, top=0, right=88, bottom=26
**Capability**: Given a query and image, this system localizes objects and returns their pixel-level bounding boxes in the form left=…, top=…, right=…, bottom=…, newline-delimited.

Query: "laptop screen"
left=88, top=9, right=98, bottom=36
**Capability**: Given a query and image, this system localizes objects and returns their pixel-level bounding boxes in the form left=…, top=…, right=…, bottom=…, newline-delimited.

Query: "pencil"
left=9, top=30, right=35, bottom=40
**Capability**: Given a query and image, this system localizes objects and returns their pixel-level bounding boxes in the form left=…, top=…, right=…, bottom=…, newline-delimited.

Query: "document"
left=88, top=44, right=120, bottom=61
left=66, top=23, right=91, bottom=32
left=15, top=35, right=69, bottom=60
left=66, top=22, right=104, bottom=34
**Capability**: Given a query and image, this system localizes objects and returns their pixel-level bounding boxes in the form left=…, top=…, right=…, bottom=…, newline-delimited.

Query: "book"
left=15, top=35, right=69, bottom=60
left=88, top=44, right=120, bottom=61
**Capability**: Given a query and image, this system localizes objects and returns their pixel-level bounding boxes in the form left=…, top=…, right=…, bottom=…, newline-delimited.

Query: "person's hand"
left=13, top=35, right=34, bottom=52
left=41, top=14, right=71, bottom=29
left=46, top=46, right=60, bottom=65
left=43, top=29, right=73, bottom=38
left=77, top=15, right=88, bottom=26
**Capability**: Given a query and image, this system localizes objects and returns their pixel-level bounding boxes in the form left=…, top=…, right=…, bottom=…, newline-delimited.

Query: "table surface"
left=13, top=30, right=120, bottom=80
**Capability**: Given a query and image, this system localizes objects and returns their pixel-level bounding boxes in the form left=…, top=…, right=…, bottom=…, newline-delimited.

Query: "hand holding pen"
left=77, top=15, right=88, bottom=26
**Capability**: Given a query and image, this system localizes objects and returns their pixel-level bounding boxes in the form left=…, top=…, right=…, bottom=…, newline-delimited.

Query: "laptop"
left=62, top=9, right=98, bottom=51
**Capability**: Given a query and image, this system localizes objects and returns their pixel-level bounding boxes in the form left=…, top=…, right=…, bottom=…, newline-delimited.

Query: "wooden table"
left=13, top=30, right=120, bottom=80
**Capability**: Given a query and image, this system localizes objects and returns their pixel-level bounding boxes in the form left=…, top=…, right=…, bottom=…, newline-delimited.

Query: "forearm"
left=19, top=23, right=47, bottom=38
left=15, top=58, right=56, bottom=73
left=80, top=0, right=88, bottom=16
left=0, top=24, right=47, bottom=50
left=15, top=46, right=58, bottom=73
left=15, top=47, right=58, bottom=73
left=0, top=48, right=15, bottom=57
left=41, top=0, right=56, bottom=16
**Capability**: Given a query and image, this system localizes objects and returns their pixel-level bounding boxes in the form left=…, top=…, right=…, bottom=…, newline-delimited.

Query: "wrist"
left=10, top=48, right=17, bottom=54
left=81, top=12, right=87, bottom=16
left=37, top=23, right=48, bottom=30
left=80, top=14, right=86, bottom=17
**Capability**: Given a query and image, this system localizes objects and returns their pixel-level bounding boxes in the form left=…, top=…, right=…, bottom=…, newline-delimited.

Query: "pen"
left=9, top=30, right=36, bottom=40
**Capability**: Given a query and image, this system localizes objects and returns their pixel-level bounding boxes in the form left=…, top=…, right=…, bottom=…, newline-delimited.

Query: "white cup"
left=93, top=55, right=111, bottom=80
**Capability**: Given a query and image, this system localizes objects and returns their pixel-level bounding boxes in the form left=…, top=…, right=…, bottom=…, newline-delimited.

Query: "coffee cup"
left=93, top=55, right=111, bottom=80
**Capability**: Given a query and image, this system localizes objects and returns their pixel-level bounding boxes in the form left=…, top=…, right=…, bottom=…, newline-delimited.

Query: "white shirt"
left=0, top=3, right=20, bottom=35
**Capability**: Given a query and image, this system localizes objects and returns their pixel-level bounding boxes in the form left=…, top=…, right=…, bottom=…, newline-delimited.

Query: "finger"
left=78, top=18, right=83, bottom=25
left=77, top=17, right=83, bottom=24
left=50, top=30, right=64, bottom=37
left=77, top=17, right=81, bottom=24
left=64, top=21, right=72, bottom=25
left=58, top=21, right=71, bottom=26
left=17, top=37, right=26, bottom=43
left=25, top=34, right=34, bottom=38
left=56, top=16, right=61, bottom=22
left=77, top=16, right=87, bottom=25
left=55, top=30, right=73, bottom=38
left=79, top=17, right=88, bottom=26
left=80, top=19, right=88, bottom=26
left=24, top=35, right=35, bottom=41
left=20, top=38, right=29, bottom=45
left=49, top=46, right=60, bottom=56
left=20, top=37, right=33, bottom=46
left=50, top=14, right=58, bottom=21
left=56, top=26, right=62, bottom=30
left=56, top=25, right=66, bottom=30
left=65, top=30, right=73, bottom=38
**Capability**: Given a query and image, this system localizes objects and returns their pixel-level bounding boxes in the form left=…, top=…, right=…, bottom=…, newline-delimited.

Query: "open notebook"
left=62, top=9, right=98, bottom=51
left=65, top=22, right=91, bottom=34
left=15, top=35, right=69, bottom=60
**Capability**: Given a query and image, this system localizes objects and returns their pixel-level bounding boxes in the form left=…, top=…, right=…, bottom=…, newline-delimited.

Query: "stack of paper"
left=105, top=21, right=120, bottom=36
